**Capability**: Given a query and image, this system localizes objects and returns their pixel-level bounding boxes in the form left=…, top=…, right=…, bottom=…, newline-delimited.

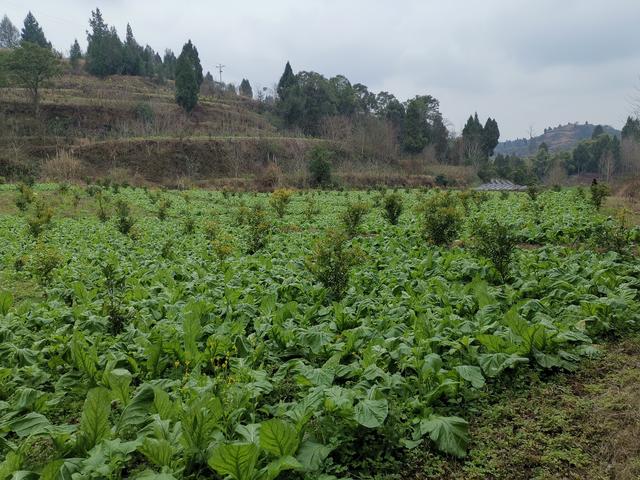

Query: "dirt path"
left=410, top=338, right=640, bottom=479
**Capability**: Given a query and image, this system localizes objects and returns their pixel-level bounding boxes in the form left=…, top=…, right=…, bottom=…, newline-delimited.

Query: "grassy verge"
left=407, top=337, right=640, bottom=479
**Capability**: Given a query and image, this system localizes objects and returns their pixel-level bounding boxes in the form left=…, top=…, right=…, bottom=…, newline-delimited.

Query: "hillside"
left=495, top=123, right=621, bottom=157
left=0, top=72, right=462, bottom=188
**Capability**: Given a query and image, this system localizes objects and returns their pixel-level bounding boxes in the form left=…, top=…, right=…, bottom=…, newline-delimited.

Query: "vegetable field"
left=0, top=184, right=638, bottom=479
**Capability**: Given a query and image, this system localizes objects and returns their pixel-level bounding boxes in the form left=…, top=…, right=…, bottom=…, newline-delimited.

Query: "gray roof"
left=474, top=178, right=527, bottom=191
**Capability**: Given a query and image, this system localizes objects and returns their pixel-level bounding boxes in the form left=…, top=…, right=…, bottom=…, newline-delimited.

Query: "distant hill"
left=495, top=123, right=621, bottom=157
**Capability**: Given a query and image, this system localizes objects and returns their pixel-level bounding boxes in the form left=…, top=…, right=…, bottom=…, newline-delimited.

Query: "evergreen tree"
left=239, top=78, right=253, bottom=98
left=403, top=98, right=427, bottom=153
left=179, top=40, right=202, bottom=87
left=21, top=12, right=50, bottom=49
left=277, top=61, right=296, bottom=100
left=621, top=116, right=640, bottom=140
left=591, top=124, right=604, bottom=139
left=122, top=24, right=143, bottom=75
left=85, top=9, right=124, bottom=77
left=0, top=15, right=20, bottom=48
left=482, top=117, right=500, bottom=156
left=175, top=40, right=199, bottom=112
left=69, top=39, right=82, bottom=70
left=163, top=49, right=176, bottom=79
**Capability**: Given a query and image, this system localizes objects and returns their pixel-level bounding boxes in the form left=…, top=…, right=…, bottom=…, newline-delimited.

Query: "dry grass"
left=39, top=151, right=85, bottom=182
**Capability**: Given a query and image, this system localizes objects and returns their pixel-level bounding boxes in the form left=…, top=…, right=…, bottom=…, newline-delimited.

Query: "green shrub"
left=157, top=197, right=172, bottom=221
left=382, top=192, right=403, bottom=225
left=115, top=199, right=134, bottom=235
left=527, top=185, right=538, bottom=201
left=183, top=215, right=196, bottom=234
left=96, top=191, right=110, bottom=222
left=27, top=201, right=53, bottom=237
left=590, top=210, right=631, bottom=254
left=308, top=146, right=332, bottom=187
left=30, top=244, right=63, bottom=285
left=269, top=188, right=294, bottom=218
left=420, top=192, right=462, bottom=245
left=341, top=201, right=370, bottom=236
left=304, top=196, right=320, bottom=221
left=15, top=183, right=34, bottom=212
left=306, top=229, right=362, bottom=300
left=246, top=204, right=271, bottom=253
left=590, top=183, right=609, bottom=210
left=471, top=218, right=518, bottom=281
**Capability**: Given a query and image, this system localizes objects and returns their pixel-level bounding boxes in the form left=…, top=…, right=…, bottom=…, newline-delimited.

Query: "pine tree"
left=277, top=61, right=296, bottom=100
left=403, top=98, right=427, bottom=153
left=122, top=24, right=142, bottom=76
left=180, top=40, right=202, bottom=87
left=163, top=49, right=176, bottom=79
left=482, top=117, right=500, bottom=156
left=0, top=15, right=20, bottom=48
left=239, top=78, right=253, bottom=98
left=85, top=9, right=123, bottom=77
left=21, top=11, right=50, bottom=48
left=69, top=39, right=82, bottom=70
left=175, top=40, right=199, bottom=112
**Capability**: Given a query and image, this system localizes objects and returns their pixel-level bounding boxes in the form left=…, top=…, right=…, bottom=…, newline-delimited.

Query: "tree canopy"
left=21, top=12, right=50, bottom=49
left=6, top=41, right=61, bottom=114
left=0, top=14, right=19, bottom=49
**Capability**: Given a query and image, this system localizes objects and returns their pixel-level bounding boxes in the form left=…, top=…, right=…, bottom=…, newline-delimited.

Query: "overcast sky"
left=2, top=0, right=640, bottom=139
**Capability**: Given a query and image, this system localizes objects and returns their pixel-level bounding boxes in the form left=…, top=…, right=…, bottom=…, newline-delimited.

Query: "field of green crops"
left=0, top=184, right=638, bottom=479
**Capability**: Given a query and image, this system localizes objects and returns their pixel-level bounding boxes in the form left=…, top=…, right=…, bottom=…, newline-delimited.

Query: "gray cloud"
left=2, top=0, right=639, bottom=138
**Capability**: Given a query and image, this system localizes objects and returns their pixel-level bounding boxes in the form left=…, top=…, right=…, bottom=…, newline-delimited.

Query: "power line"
left=216, top=64, right=225, bottom=84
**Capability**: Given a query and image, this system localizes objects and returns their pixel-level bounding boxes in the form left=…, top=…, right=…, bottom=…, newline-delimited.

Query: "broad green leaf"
left=70, top=333, right=98, bottom=381
left=6, top=412, right=51, bottom=438
left=208, top=442, right=258, bottom=480
left=259, top=419, right=299, bottom=457
left=117, top=384, right=155, bottom=432
left=262, top=456, right=303, bottom=480
left=420, top=415, right=469, bottom=458
left=79, top=387, right=111, bottom=450
left=183, top=301, right=203, bottom=364
left=354, top=399, right=388, bottom=428
left=139, top=438, right=174, bottom=467
left=478, top=353, right=529, bottom=377
left=107, top=368, right=132, bottom=406
left=0, top=291, right=13, bottom=316
left=454, top=365, right=485, bottom=389
left=296, top=440, right=332, bottom=471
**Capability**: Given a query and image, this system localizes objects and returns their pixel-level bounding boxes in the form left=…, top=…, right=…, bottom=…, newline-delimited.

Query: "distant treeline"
left=482, top=121, right=640, bottom=184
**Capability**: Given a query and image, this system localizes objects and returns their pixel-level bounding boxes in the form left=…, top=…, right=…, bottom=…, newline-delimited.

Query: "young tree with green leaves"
left=21, top=11, right=50, bottom=49
left=7, top=42, right=61, bottom=114
left=0, top=14, right=20, bottom=49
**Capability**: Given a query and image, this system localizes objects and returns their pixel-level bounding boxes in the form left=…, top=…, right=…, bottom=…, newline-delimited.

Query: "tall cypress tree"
left=239, top=78, right=253, bottom=98
left=482, top=117, right=500, bottom=156
left=69, top=39, right=82, bottom=70
left=163, top=49, right=177, bottom=80
left=277, top=61, right=296, bottom=100
left=21, top=11, right=50, bottom=49
left=122, top=24, right=142, bottom=76
left=85, top=9, right=123, bottom=77
left=175, top=40, right=199, bottom=112
left=403, top=98, right=427, bottom=154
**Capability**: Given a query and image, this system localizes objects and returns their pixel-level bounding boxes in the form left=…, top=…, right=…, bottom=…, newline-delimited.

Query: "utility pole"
left=216, top=64, right=225, bottom=83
